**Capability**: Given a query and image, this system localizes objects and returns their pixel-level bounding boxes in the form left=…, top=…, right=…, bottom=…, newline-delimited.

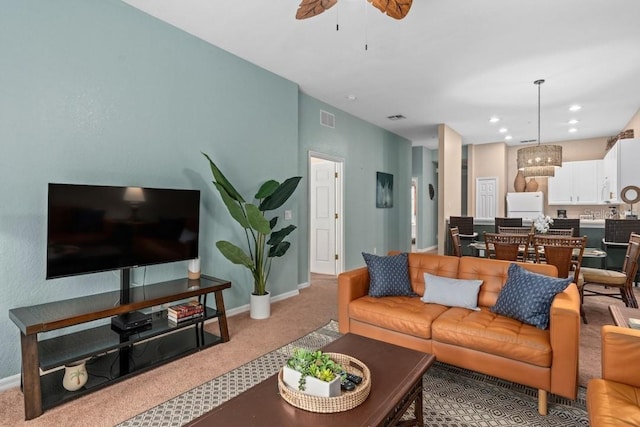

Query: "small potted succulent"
left=283, top=349, right=345, bottom=397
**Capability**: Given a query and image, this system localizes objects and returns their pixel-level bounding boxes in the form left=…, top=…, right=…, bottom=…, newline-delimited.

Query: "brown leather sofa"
left=587, top=325, right=640, bottom=426
left=338, top=253, right=581, bottom=415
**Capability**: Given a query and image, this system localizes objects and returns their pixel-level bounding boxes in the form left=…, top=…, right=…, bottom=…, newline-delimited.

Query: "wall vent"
left=320, top=110, right=335, bottom=128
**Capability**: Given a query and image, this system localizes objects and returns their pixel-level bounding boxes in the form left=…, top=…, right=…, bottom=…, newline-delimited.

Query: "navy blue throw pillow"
left=362, top=252, right=413, bottom=297
left=491, top=263, right=572, bottom=329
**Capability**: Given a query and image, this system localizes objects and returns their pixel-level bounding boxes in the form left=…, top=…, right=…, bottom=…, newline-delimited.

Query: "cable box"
left=111, top=311, right=152, bottom=331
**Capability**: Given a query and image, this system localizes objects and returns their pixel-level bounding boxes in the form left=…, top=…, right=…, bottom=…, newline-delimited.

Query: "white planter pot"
left=250, top=292, right=271, bottom=319
left=282, top=365, right=341, bottom=397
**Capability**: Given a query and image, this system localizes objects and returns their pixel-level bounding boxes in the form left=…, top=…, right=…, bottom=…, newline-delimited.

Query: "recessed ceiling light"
left=346, top=94, right=357, bottom=101
left=505, top=135, right=513, bottom=141
left=489, top=117, right=500, bottom=123
left=569, top=128, right=578, bottom=133
left=387, top=114, right=406, bottom=121
left=568, top=119, right=580, bottom=125
left=499, top=128, right=508, bottom=133
left=569, top=105, right=582, bottom=112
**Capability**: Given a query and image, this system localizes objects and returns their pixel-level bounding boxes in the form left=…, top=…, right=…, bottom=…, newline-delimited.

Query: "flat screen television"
left=47, top=183, right=200, bottom=300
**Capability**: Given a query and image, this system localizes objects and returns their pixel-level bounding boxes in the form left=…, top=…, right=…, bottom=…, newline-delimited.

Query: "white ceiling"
left=123, top=0, right=640, bottom=149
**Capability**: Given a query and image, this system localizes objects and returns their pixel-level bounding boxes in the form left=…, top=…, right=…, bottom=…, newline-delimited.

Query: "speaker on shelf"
left=188, top=258, right=200, bottom=280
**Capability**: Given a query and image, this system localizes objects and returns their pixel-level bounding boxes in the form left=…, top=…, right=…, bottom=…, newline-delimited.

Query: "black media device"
left=111, top=311, right=153, bottom=331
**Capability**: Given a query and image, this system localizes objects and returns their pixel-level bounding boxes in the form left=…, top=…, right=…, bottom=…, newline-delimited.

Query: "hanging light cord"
left=535, top=79, right=544, bottom=146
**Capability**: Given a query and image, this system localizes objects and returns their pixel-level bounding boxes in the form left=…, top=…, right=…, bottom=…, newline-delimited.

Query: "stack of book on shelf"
left=167, top=300, right=204, bottom=324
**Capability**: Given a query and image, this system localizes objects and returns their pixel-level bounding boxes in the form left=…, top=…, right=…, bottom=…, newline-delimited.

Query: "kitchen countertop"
left=473, top=218, right=605, bottom=228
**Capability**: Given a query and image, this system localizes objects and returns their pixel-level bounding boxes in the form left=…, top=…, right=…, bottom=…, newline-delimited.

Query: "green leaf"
left=259, top=177, right=302, bottom=211
left=269, top=241, right=291, bottom=257
left=255, top=180, right=279, bottom=200
left=216, top=241, right=255, bottom=270
left=214, top=182, right=250, bottom=229
left=203, top=152, right=245, bottom=202
left=268, top=225, right=296, bottom=246
left=246, top=204, right=271, bottom=234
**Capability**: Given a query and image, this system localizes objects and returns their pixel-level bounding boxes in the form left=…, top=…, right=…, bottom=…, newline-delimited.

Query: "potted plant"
left=203, top=153, right=302, bottom=319
left=283, top=348, right=344, bottom=397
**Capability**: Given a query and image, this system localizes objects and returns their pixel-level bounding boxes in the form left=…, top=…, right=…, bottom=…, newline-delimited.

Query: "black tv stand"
left=9, top=275, right=231, bottom=420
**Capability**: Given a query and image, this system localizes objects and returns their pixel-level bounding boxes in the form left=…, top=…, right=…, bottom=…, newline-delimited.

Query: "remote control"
left=345, top=373, right=362, bottom=384
left=341, top=379, right=356, bottom=391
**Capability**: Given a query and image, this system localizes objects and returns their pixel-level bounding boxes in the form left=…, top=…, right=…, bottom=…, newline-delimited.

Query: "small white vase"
left=250, top=292, right=271, bottom=319
left=62, top=360, right=88, bottom=392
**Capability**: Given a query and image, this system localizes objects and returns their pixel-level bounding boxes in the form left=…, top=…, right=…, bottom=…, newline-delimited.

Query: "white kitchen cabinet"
left=548, top=160, right=601, bottom=205
left=618, top=139, right=640, bottom=192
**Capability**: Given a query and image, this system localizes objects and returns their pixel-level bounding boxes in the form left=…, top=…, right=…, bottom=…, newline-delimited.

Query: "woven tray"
left=278, top=352, right=371, bottom=413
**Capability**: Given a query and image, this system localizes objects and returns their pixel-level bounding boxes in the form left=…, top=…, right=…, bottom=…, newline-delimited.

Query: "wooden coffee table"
left=609, top=305, right=640, bottom=328
left=184, top=333, right=435, bottom=427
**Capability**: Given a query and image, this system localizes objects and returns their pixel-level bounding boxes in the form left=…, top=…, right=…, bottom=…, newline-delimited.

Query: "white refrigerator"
left=506, top=192, right=544, bottom=220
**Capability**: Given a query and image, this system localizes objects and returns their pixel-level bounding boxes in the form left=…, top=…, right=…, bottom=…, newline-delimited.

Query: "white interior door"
left=310, top=156, right=342, bottom=275
left=476, top=177, right=498, bottom=219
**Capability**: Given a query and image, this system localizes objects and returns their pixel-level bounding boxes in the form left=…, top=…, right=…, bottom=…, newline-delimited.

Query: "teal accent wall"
left=0, top=1, right=413, bottom=381
left=297, top=95, right=412, bottom=278
left=0, top=1, right=302, bottom=380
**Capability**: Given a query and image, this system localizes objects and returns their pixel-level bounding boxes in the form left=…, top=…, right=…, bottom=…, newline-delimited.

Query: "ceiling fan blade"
left=367, top=0, right=412, bottom=20
left=296, top=0, right=338, bottom=20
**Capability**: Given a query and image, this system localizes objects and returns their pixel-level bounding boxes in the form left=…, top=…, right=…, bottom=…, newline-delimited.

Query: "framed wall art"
left=376, top=172, right=393, bottom=208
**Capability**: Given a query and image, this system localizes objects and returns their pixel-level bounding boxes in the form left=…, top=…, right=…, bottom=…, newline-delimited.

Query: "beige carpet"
left=0, top=274, right=632, bottom=426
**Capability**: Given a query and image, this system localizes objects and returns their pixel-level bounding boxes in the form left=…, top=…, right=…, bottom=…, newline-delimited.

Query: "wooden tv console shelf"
left=9, top=275, right=231, bottom=420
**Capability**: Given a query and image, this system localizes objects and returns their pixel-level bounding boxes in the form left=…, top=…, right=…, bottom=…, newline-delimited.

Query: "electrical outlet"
left=373, top=247, right=377, bottom=254
left=284, top=210, right=292, bottom=220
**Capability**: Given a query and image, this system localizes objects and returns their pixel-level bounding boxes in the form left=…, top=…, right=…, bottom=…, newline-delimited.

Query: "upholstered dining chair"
left=581, top=232, right=640, bottom=313
left=449, top=227, right=462, bottom=257
left=483, top=232, right=532, bottom=262
left=532, top=235, right=588, bottom=322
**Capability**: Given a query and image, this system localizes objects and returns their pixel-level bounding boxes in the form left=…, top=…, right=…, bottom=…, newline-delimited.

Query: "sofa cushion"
left=491, top=263, right=571, bottom=329
left=348, top=296, right=447, bottom=339
left=587, top=379, right=640, bottom=426
left=432, top=307, right=552, bottom=367
left=421, top=272, right=482, bottom=310
left=362, top=252, right=413, bottom=297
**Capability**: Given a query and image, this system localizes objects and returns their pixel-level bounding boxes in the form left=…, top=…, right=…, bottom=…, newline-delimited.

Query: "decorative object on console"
left=187, top=258, right=200, bottom=280
left=525, top=178, right=539, bottom=192
left=202, top=153, right=302, bottom=319
left=620, top=185, right=640, bottom=218
left=296, top=0, right=412, bottom=21
left=517, top=79, right=563, bottom=178
left=62, top=360, right=88, bottom=392
left=491, top=263, right=572, bottom=329
left=514, top=170, right=526, bottom=192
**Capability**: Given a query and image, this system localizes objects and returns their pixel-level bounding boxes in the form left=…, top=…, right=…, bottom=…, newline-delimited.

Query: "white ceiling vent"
left=320, top=110, right=335, bottom=128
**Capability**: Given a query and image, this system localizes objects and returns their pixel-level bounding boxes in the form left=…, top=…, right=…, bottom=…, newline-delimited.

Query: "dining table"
left=467, top=241, right=607, bottom=267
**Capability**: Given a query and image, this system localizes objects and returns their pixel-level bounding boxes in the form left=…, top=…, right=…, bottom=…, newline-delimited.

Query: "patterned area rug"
left=118, top=320, right=588, bottom=427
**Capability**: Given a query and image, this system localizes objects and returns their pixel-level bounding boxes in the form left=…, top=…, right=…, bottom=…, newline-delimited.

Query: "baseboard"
left=415, top=245, right=437, bottom=253
left=0, top=373, right=20, bottom=392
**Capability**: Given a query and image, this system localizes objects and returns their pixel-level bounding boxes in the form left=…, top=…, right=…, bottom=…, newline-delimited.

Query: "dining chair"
left=494, top=217, right=523, bottom=233
left=544, top=228, right=574, bottom=236
left=550, top=218, right=580, bottom=237
left=449, top=216, right=477, bottom=256
left=483, top=232, right=532, bottom=262
left=532, top=235, right=588, bottom=322
left=449, top=226, right=462, bottom=257
left=581, top=232, right=640, bottom=312
left=498, top=226, right=531, bottom=235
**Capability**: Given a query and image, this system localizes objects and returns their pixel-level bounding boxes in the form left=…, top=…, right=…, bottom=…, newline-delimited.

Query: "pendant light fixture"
left=517, top=79, right=563, bottom=177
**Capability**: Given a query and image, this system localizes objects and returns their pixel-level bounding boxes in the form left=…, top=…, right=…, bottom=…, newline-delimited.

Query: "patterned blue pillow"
left=362, top=252, right=413, bottom=297
left=491, top=263, right=571, bottom=329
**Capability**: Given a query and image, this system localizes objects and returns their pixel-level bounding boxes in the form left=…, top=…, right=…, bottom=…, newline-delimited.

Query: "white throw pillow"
left=421, top=272, right=483, bottom=310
